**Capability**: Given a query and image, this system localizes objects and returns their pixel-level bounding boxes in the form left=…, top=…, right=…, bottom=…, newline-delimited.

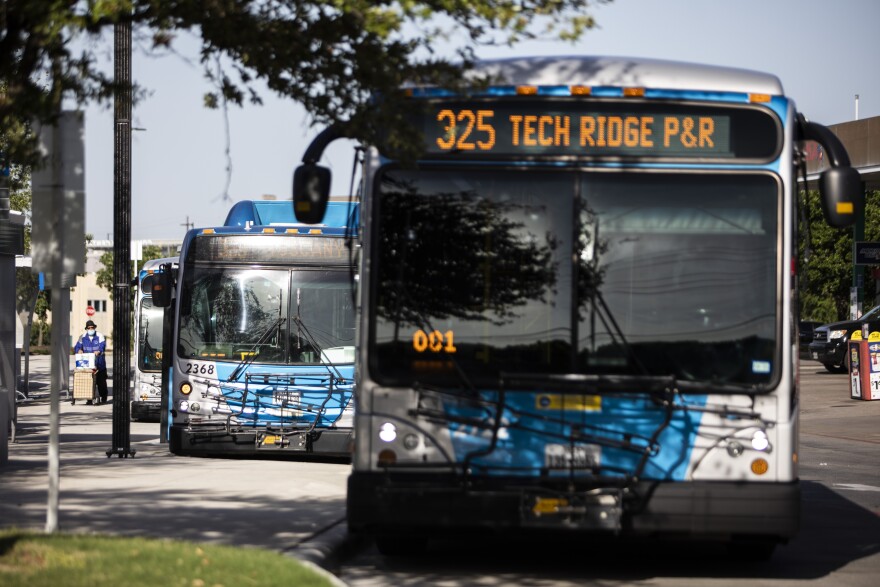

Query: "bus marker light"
left=749, top=93, right=772, bottom=103
left=379, top=422, right=397, bottom=442
left=623, top=87, right=645, bottom=97
left=837, top=202, right=854, bottom=214
left=751, top=458, right=769, bottom=475
left=180, top=382, right=193, bottom=395
left=570, top=85, right=591, bottom=96
left=516, top=85, right=538, bottom=96
left=262, top=228, right=276, bottom=234
left=377, top=449, right=397, bottom=466
left=201, top=228, right=215, bottom=234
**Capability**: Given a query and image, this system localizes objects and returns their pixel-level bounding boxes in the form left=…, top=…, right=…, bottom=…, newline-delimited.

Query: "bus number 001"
left=412, top=329, right=457, bottom=354
left=184, top=363, right=215, bottom=375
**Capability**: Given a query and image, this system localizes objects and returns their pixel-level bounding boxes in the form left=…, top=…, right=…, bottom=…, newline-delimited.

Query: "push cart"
left=71, top=369, right=98, bottom=405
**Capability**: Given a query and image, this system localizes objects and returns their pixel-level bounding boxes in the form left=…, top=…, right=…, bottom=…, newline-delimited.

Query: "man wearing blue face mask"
left=74, top=319, right=108, bottom=404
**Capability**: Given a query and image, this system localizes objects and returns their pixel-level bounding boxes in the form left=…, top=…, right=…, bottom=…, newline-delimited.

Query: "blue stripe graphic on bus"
left=441, top=392, right=706, bottom=481
left=207, top=363, right=354, bottom=427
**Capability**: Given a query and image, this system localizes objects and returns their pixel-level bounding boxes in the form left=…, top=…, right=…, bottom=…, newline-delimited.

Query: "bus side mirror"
left=293, top=163, right=331, bottom=224
left=152, top=271, right=173, bottom=308
left=819, top=167, right=864, bottom=229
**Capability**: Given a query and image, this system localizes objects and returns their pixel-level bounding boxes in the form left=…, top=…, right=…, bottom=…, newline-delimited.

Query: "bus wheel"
left=375, top=535, right=428, bottom=556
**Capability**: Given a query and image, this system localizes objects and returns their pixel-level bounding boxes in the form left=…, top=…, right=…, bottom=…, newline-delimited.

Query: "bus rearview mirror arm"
left=293, top=125, right=349, bottom=224
left=799, top=119, right=864, bottom=229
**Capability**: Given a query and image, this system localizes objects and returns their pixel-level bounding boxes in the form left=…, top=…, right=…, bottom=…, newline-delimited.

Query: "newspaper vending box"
left=847, top=330, right=880, bottom=401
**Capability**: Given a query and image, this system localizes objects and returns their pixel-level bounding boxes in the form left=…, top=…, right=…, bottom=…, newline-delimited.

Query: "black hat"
left=85, top=320, right=97, bottom=328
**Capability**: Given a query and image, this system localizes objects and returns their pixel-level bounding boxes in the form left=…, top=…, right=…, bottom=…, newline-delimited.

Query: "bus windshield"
left=138, top=297, right=165, bottom=372
left=371, top=168, right=779, bottom=388
left=177, top=267, right=355, bottom=364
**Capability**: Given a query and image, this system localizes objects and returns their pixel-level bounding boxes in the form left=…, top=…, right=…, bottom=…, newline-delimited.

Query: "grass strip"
left=0, top=529, right=334, bottom=587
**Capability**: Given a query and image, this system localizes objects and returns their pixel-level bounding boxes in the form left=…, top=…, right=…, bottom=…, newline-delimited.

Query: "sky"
left=80, top=0, right=880, bottom=242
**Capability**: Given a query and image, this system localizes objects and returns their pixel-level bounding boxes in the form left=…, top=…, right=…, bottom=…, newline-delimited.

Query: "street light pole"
left=108, top=16, right=134, bottom=458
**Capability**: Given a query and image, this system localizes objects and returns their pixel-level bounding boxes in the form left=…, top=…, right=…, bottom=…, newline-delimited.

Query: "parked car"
left=798, top=320, right=822, bottom=358
left=808, top=306, right=880, bottom=373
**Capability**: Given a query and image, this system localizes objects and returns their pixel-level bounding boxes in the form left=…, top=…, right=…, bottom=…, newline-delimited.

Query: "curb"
left=288, top=518, right=371, bottom=586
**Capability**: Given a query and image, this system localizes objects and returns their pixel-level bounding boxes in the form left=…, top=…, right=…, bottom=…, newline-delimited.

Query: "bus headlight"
left=403, top=434, right=420, bottom=450
left=751, top=430, right=771, bottom=452
left=379, top=422, right=397, bottom=442
left=179, top=400, right=189, bottom=412
left=726, top=441, right=745, bottom=457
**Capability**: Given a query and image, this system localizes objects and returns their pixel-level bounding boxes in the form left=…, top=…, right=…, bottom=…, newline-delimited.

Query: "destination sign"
left=416, top=100, right=779, bottom=160
left=188, top=234, right=349, bottom=266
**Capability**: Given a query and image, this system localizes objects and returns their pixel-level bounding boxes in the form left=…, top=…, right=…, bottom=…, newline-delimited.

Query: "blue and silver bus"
left=153, top=199, right=359, bottom=457
left=131, top=257, right=178, bottom=422
left=294, top=56, right=864, bottom=556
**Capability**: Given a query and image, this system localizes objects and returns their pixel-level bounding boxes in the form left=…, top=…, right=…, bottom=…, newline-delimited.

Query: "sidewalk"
left=1, top=354, right=357, bottom=580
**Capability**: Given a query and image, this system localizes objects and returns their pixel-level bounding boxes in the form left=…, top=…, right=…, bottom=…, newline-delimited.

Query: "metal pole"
left=46, top=118, right=62, bottom=532
left=108, top=18, right=134, bottom=458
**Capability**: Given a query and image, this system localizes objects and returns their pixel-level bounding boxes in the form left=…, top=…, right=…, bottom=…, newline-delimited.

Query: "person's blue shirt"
left=74, top=330, right=107, bottom=371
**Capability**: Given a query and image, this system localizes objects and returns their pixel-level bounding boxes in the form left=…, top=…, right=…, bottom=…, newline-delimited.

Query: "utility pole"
left=181, top=216, right=194, bottom=231
left=108, top=15, right=135, bottom=458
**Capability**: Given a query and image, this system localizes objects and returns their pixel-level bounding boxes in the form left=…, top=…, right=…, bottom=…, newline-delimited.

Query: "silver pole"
left=855, top=94, right=860, bottom=121
left=45, top=119, right=61, bottom=534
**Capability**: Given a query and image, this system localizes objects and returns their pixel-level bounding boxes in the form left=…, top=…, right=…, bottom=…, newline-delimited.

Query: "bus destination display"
left=418, top=101, right=777, bottom=159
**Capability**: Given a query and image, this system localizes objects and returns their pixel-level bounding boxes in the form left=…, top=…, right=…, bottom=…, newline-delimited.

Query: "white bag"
left=75, top=352, right=96, bottom=370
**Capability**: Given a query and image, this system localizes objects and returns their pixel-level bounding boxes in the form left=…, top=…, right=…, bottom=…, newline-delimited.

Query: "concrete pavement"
left=1, top=354, right=358, bottom=583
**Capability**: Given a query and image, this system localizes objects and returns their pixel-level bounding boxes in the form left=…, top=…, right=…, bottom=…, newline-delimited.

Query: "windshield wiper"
left=227, top=317, right=286, bottom=382
left=291, top=314, right=346, bottom=382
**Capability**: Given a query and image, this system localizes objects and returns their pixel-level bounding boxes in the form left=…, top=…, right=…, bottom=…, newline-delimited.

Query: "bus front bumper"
left=348, top=473, right=799, bottom=540
left=130, top=401, right=162, bottom=422
left=170, top=425, right=353, bottom=458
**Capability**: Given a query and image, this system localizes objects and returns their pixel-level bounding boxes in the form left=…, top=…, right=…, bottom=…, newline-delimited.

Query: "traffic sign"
left=86, top=306, right=95, bottom=316
left=854, top=242, right=880, bottom=265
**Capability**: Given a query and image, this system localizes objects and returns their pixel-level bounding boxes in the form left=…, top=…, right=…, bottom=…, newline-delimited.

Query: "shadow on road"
left=361, top=481, right=878, bottom=583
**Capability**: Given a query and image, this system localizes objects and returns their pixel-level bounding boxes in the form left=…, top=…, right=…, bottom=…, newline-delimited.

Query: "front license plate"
left=812, top=352, right=818, bottom=360
left=272, top=390, right=301, bottom=405
left=522, top=490, right=622, bottom=530
left=544, top=444, right=600, bottom=469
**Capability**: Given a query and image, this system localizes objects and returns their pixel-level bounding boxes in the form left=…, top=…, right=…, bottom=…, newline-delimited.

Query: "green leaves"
left=0, top=0, right=607, bottom=168
left=799, top=189, right=880, bottom=322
